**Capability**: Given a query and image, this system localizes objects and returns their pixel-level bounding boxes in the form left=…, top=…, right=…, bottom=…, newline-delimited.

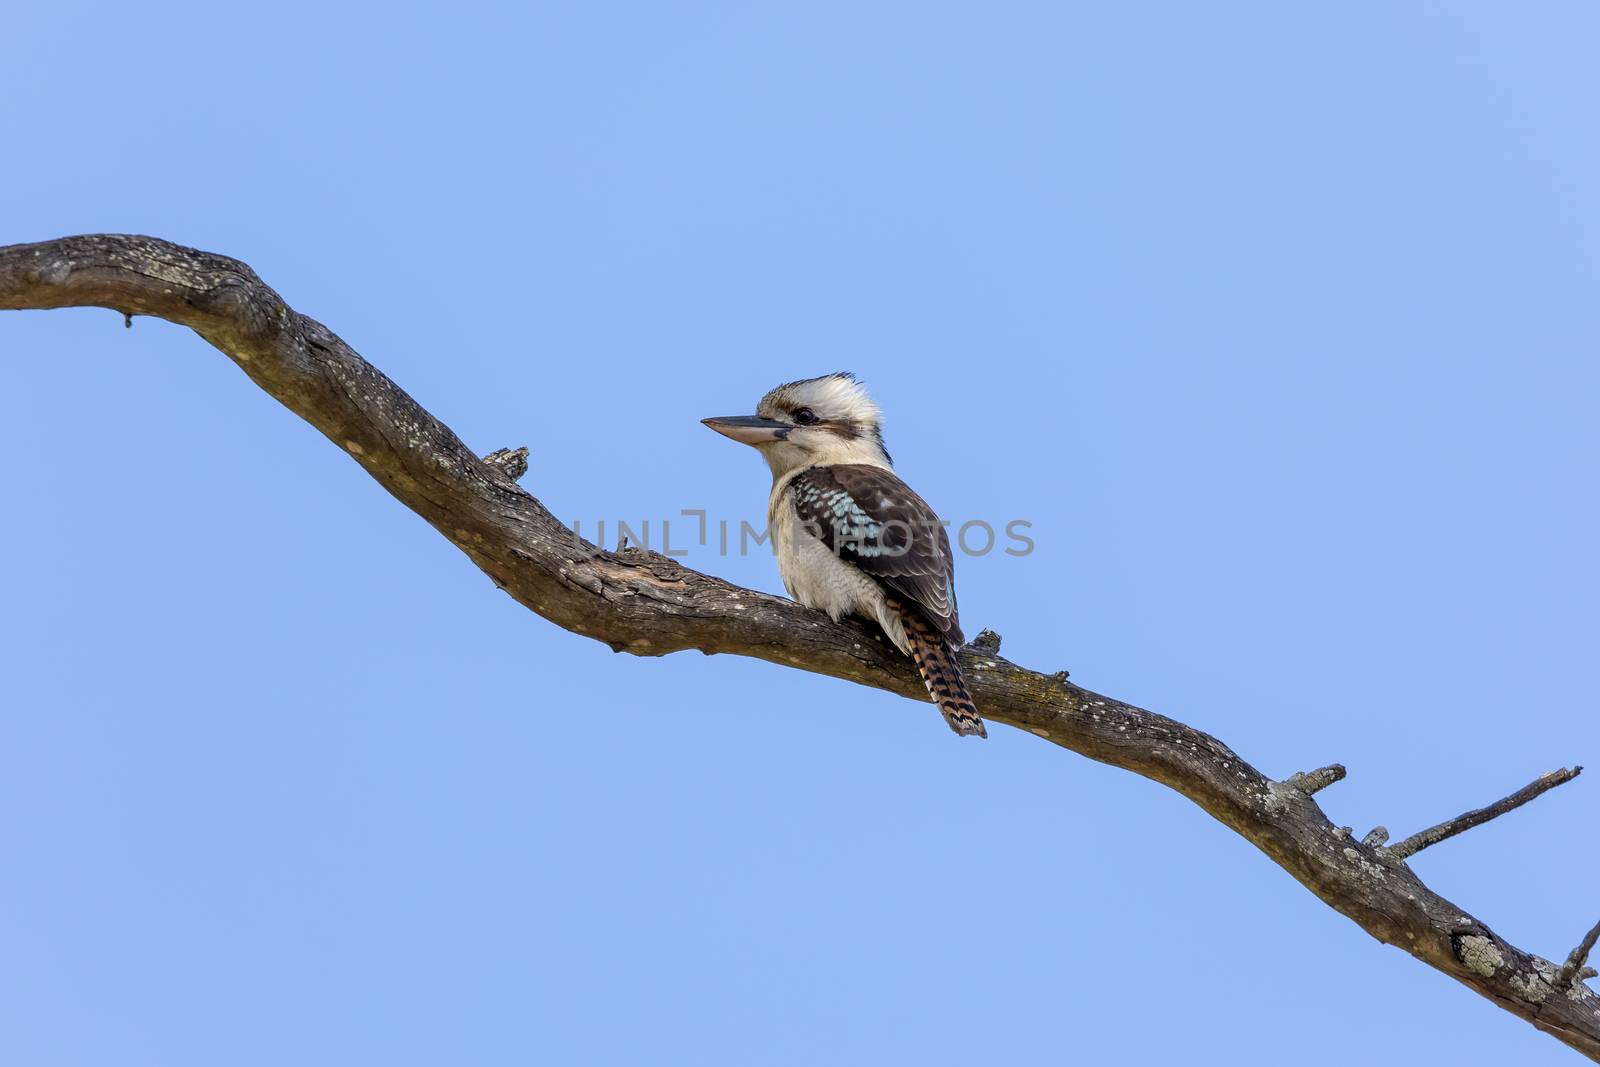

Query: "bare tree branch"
left=1387, top=767, right=1584, bottom=861
left=4, top=234, right=1597, bottom=1060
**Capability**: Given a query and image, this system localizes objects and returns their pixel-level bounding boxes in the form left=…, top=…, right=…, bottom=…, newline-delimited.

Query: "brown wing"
left=788, top=464, right=963, bottom=645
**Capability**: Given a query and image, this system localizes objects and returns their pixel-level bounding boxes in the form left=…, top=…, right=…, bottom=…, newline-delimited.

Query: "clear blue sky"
left=3, top=4, right=1597, bottom=1064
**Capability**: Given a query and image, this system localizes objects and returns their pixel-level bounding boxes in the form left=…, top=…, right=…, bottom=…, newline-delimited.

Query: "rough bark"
left=3, top=234, right=1596, bottom=1059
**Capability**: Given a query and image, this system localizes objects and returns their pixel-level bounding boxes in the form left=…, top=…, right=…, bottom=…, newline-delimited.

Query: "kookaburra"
left=703, top=373, right=985, bottom=738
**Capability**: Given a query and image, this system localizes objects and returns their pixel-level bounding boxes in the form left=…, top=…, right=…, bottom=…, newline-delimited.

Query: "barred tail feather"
left=891, top=599, right=987, bottom=738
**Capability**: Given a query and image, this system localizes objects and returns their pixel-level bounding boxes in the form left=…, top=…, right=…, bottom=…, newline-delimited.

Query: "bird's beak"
left=701, top=415, right=790, bottom=446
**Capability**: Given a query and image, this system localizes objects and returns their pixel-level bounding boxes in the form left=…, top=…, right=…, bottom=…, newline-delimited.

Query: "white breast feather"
left=770, top=480, right=909, bottom=655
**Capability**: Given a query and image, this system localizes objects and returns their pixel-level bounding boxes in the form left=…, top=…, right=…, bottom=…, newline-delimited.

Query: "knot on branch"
left=1453, top=933, right=1506, bottom=978
left=483, top=446, right=530, bottom=480
left=1284, top=764, right=1346, bottom=796
left=970, top=629, right=1002, bottom=653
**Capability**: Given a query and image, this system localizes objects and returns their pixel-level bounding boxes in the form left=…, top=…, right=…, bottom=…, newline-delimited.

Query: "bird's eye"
left=793, top=407, right=819, bottom=426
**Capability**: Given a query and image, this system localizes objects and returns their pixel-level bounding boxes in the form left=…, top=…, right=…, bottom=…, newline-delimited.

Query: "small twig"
left=1387, top=767, right=1583, bottom=861
left=1555, top=919, right=1600, bottom=990
left=1285, top=764, right=1346, bottom=796
left=482, top=446, right=529, bottom=481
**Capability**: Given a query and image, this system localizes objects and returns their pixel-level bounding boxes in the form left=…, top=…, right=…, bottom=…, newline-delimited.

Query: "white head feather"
left=753, top=372, right=892, bottom=475
left=757, top=372, right=882, bottom=427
